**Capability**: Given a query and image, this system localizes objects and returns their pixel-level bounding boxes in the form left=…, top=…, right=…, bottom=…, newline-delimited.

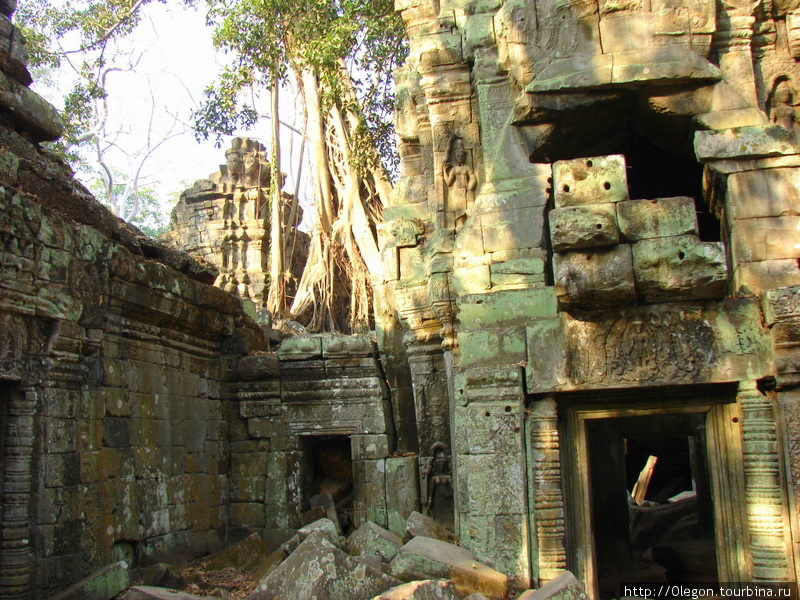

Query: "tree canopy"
left=18, top=0, right=410, bottom=333
left=194, top=0, right=406, bottom=173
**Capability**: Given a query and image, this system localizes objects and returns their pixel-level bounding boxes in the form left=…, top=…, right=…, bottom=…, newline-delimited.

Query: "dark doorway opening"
left=300, top=435, right=354, bottom=533
left=588, top=413, right=718, bottom=599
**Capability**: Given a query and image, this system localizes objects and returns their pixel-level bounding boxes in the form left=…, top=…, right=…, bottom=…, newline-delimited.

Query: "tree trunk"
left=267, top=82, right=285, bottom=315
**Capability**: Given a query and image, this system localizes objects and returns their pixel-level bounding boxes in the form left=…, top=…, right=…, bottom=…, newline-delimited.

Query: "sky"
left=31, top=1, right=314, bottom=229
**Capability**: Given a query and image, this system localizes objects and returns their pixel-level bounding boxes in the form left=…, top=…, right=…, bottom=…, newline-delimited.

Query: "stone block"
left=553, top=155, right=628, bottom=208
left=48, top=561, right=130, bottom=600
left=517, top=571, right=588, bottom=600
left=388, top=537, right=507, bottom=599
left=617, top=197, right=698, bottom=241
left=694, top=125, right=798, bottom=161
left=457, top=329, right=527, bottom=369
left=527, top=53, right=614, bottom=93
left=385, top=457, right=421, bottom=536
left=348, top=522, right=403, bottom=562
left=490, top=272, right=546, bottom=289
left=0, top=70, right=63, bottom=141
left=489, top=254, right=547, bottom=276
left=457, top=288, right=557, bottom=330
left=549, top=203, right=619, bottom=251
left=610, top=46, right=721, bottom=85
left=321, top=334, right=374, bottom=358
left=372, top=580, right=461, bottom=600
left=453, top=403, right=522, bottom=456
left=278, top=336, right=323, bottom=360
left=451, top=263, right=491, bottom=295
left=480, top=205, right=546, bottom=251
left=404, top=511, right=459, bottom=544
left=553, top=245, right=636, bottom=309
left=310, top=494, right=342, bottom=534
left=457, top=454, right=525, bottom=515
left=281, top=518, right=341, bottom=554
left=632, top=236, right=727, bottom=302
left=730, top=216, right=800, bottom=263
left=727, top=168, right=800, bottom=220
left=352, top=434, right=392, bottom=460
left=693, top=108, right=767, bottom=130
left=734, top=260, right=800, bottom=293
left=599, top=13, right=654, bottom=53
left=249, top=535, right=400, bottom=600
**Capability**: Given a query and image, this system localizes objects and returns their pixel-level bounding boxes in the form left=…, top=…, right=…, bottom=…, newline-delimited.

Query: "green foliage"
left=193, top=0, right=407, bottom=170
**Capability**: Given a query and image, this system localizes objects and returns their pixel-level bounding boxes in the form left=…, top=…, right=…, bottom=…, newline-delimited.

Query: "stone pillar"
left=738, top=381, right=795, bottom=581
left=526, top=396, right=568, bottom=586
left=452, top=366, right=530, bottom=590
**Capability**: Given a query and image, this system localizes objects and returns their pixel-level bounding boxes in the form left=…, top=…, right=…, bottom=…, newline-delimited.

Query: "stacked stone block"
left=550, top=154, right=727, bottom=309
left=723, top=168, right=800, bottom=293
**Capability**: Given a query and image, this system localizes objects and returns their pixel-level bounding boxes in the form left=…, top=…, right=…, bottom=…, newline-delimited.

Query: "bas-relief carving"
left=569, top=309, right=716, bottom=385
left=527, top=301, right=769, bottom=393
left=769, top=78, right=799, bottom=140
left=424, top=444, right=455, bottom=530
left=442, top=137, right=477, bottom=231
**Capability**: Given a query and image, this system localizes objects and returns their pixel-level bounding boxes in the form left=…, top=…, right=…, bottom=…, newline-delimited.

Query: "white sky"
left=31, top=1, right=314, bottom=227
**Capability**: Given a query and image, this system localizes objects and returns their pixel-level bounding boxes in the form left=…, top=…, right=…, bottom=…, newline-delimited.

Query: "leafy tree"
left=16, top=0, right=187, bottom=226
left=194, top=0, right=408, bottom=331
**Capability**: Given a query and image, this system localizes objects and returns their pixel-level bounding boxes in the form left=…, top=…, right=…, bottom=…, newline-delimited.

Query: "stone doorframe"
left=529, top=384, right=754, bottom=599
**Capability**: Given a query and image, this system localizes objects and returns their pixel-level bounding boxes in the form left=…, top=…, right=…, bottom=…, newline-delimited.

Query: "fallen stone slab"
left=203, top=532, right=271, bottom=573
left=349, top=521, right=404, bottom=562
left=310, top=493, right=342, bottom=534
left=371, top=579, right=461, bottom=600
left=281, top=517, right=340, bottom=554
left=404, top=511, right=458, bottom=545
left=388, top=537, right=507, bottom=599
left=517, top=571, right=588, bottom=600
left=47, top=561, right=130, bottom=600
left=120, top=587, right=214, bottom=600
left=251, top=547, right=286, bottom=583
left=247, top=535, right=401, bottom=600
left=131, top=563, right=185, bottom=589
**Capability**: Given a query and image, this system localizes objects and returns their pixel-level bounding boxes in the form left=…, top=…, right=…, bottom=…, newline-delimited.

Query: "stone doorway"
left=557, top=385, right=746, bottom=599
left=299, top=435, right=354, bottom=532
left=587, top=413, right=717, bottom=597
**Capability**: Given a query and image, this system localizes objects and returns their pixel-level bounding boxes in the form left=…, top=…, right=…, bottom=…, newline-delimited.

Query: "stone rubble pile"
left=53, top=512, right=587, bottom=600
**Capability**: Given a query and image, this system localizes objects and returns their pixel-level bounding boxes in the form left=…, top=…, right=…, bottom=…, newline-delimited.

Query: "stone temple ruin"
left=8, top=0, right=800, bottom=596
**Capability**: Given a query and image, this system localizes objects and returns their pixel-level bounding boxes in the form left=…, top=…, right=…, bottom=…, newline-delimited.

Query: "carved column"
left=526, top=396, right=568, bottom=585
left=738, top=381, right=794, bottom=581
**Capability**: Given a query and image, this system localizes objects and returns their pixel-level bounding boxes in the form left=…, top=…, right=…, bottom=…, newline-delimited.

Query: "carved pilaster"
left=712, top=13, right=759, bottom=106
left=527, top=396, right=567, bottom=585
left=738, top=381, right=794, bottom=581
left=0, top=386, right=35, bottom=600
